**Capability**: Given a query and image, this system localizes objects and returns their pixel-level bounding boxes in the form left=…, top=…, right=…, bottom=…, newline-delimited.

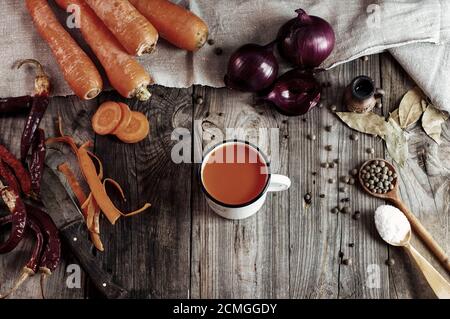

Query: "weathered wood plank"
left=190, top=86, right=290, bottom=298
left=380, top=53, right=449, bottom=299
left=0, top=96, right=92, bottom=299
left=333, top=56, right=390, bottom=299
left=93, top=86, right=193, bottom=298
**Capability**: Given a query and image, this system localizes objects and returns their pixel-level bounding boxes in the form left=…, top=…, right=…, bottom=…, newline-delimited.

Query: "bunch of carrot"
left=26, top=0, right=209, bottom=101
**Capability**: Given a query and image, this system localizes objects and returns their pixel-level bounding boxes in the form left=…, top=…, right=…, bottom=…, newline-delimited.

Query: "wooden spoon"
left=376, top=216, right=450, bottom=299
left=359, top=158, right=450, bottom=273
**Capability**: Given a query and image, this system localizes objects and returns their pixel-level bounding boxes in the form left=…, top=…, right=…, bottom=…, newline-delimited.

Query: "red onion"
left=277, top=8, right=335, bottom=68
left=224, top=43, right=278, bottom=92
left=261, top=68, right=321, bottom=116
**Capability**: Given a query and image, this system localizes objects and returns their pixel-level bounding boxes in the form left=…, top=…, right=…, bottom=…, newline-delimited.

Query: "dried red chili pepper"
left=0, top=180, right=27, bottom=254
left=26, top=205, right=61, bottom=275
left=0, top=213, right=44, bottom=299
left=29, top=129, right=46, bottom=196
left=0, top=96, right=33, bottom=114
left=18, top=59, right=50, bottom=163
left=0, top=160, right=20, bottom=194
left=0, top=144, right=32, bottom=195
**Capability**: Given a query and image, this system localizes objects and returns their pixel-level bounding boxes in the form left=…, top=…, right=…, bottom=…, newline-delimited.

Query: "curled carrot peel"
left=48, top=133, right=151, bottom=226
left=57, top=162, right=87, bottom=211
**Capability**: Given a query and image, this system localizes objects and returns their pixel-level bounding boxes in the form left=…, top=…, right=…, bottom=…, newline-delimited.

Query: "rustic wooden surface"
left=0, top=53, right=449, bottom=299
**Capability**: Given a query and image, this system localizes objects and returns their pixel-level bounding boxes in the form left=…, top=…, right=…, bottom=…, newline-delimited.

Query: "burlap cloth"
left=1, top=0, right=449, bottom=112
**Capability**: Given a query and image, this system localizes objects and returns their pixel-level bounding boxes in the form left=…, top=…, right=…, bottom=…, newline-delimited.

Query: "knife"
left=39, top=149, right=128, bottom=299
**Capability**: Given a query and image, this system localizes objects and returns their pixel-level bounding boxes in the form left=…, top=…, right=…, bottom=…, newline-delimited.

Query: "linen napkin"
left=0, top=0, right=447, bottom=112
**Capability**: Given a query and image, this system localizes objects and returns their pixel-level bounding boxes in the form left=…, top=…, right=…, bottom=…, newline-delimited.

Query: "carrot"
left=54, top=0, right=152, bottom=101
left=112, top=103, right=132, bottom=135
left=77, top=147, right=150, bottom=225
left=92, top=101, right=122, bottom=136
left=129, top=0, right=209, bottom=51
left=115, top=111, right=150, bottom=144
left=26, top=0, right=102, bottom=100
left=84, top=0, right=158, bottom=56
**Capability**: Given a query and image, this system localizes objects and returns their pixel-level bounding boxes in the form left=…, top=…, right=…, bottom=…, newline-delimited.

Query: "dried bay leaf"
left=389, top=108, right=400, bottom=126
left=398, top=87, right=424, bottom=129
left=384, top=118, right=408, bottom=167
left=422, top=104, right=449, bottom=144
left=336, top=112, right=388, bottom=137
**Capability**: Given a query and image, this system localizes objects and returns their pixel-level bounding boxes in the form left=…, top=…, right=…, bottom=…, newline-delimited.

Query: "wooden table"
left=0, top=53, right=449, bottom=299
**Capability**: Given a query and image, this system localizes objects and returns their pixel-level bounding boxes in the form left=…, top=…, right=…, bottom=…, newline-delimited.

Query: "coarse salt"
left=374, top=205, right=410, bottom=245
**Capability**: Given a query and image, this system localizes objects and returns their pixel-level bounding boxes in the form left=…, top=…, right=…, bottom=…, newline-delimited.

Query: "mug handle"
left=267, top=174, right=291, bottom=192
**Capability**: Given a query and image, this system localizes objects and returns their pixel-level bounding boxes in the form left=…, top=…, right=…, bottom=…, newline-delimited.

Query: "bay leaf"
left=336, top=112, right=388, bottom=137
left=422, top=104, right=449, bottom=144
left=384, top=118, right=408, bottom=167
left=388, top=108, right=400, bottom=126
left=398, top=87, right=424, bottom=129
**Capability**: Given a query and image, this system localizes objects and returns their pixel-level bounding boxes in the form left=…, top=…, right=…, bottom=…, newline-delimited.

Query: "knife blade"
left=39, top=148, right=128, bottom=299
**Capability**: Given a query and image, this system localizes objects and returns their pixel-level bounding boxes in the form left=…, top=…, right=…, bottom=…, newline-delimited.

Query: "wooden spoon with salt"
left=359, top=158, right=450, bottom=273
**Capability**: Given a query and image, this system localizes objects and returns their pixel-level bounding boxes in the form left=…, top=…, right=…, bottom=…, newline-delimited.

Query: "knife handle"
left=60, top=222, right=129, bottom=299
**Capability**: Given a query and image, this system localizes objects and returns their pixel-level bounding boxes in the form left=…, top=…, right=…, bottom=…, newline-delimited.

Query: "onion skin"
left=277, top=8, right=335, bottom=68
left=262, top=69, right=321, bottom=116
left=224, top=43, right=278, bottom=92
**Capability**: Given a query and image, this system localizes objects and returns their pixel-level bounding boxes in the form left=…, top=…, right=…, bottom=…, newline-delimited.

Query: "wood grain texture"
left=190, top=86, right=290, bottom=298
left=0, top=53, right=449, bottom=299
left=380, top=53, right=450, bottom=299
left=92, top=86, right=193, bottom=298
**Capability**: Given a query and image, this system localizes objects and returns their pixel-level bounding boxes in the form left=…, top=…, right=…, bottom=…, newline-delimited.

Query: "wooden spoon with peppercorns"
left=359, top=158, right=450, bottom=273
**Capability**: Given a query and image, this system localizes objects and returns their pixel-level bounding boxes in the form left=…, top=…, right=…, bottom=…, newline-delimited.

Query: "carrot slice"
left=92, top=101, right=122, bottom=136
left=26, top=0, right=102, bottom=99
left=112, top=103, right=132, bottom=136
left=55, top=0, right=152, bottom=101
left=129, top=0, right=209, bottom=51
left=115, top=111, right=150, bottom=144
left=77, top=147, right=150, bottom=225
left=84, top=0, right=159, bottom=56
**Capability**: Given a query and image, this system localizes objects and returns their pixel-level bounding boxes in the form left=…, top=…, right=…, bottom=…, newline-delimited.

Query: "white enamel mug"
left=200, top=140, right=291, bottom=220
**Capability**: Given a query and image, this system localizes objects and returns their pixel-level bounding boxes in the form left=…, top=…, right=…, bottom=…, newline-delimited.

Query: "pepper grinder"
left=344, top=76, right=382, bottom=113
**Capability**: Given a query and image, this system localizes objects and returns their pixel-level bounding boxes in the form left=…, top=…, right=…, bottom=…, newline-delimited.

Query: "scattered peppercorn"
left=338, top=251, right=344, bottom=258
left=385, top=258, right=395, bottom=266
left=367, top=147, right=375, bottom=154
left=352, top=211, right=361, bottom=220
left=328, top=178, right=335, bottom=184
left=350, top=133, right=359, bottom=141
left=333, top=159, right=339, bottom=164
left=304, top=193, right=312, bottom=204
left=319, top=194, right=326, bottom=198
left=312, top=171, right=317, bottom=176
left=325, top=145, right=332, bottom=151
left=341, top=206, right=351, bottom=214
left=207, top=39, right=215, bottom=45
left=214, top=47, right=223, bottom=55
left=339, top=187, right=348, bottom=193
left=196, top=96, right=204, bottom=105
left=342, top=258, right=352, bottom=266
left=321, top=162, right=329, bottom=168
left=330, top=105, right=337, bottom=112
left=329, top=162, right=335, bottom=168
left=341, top=176, right=350, bottom=184
left=348, top=177, right=355, bottom=185
left=361, top=56, right=369, bottom=62
left=331, top=207, right=339, bottom=214
left=348, top=243, right=355, bottom=248
left=307, top=134, right=316, bottom=141
left=325, top=125, right=332, bottom=132
left=350, top=169, right=358, bottom=176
